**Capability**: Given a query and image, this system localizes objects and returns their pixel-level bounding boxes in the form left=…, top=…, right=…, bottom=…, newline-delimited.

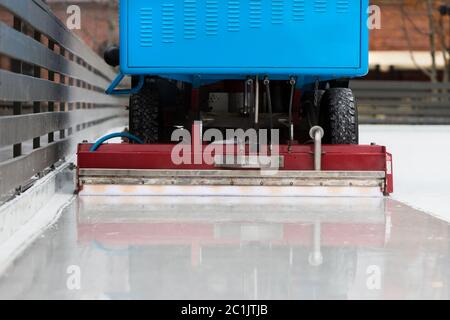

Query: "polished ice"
left=0, top=196, right=447, bottom=300
left=360, top=125, right=450, bottom=222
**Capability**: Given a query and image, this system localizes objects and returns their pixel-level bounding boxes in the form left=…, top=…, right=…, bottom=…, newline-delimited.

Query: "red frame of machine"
left=77, top=143, right=394, bottom=194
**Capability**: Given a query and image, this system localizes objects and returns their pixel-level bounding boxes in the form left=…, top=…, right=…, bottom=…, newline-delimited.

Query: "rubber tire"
left=129, top=77, right=160, bottom=143
left=319, top=88, right=359, bottom=144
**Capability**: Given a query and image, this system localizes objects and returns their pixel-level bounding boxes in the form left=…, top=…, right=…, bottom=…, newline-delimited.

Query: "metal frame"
left=79, top=169, right=385, bottom=188
left=105, top=73, right=145, bottom=95
left=77, top=143, right=394, bottom=195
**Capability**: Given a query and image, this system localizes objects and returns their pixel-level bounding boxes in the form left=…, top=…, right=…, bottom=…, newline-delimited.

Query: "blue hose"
left=89, top=132, right=144, bottom=152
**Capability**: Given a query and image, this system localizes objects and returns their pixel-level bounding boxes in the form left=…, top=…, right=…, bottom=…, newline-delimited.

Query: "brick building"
left=44, top=0, right=450, bottom=80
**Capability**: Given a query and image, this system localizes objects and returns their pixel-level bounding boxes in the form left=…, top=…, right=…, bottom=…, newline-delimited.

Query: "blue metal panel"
left=119, top=0, right=369, bottom=84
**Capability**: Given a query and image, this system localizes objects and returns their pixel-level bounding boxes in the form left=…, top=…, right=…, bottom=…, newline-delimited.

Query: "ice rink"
left=360, top=125, right=450, bottom=222
left=0, top=125, right=448, bottom=299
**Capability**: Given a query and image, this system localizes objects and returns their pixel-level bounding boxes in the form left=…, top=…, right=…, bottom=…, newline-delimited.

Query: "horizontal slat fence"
left=0, top=0, right=126, bottom=199
left=352, top=80, right=450, bottom=124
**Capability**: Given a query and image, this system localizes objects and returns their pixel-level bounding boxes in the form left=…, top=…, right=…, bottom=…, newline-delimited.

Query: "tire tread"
left=320, top=88, right=359, bottom=144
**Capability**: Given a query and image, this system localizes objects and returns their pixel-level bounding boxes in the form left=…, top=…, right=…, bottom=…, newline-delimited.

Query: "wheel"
left=129, top=77, right=161, bottom=143
left=319, top=88, right=359, bottom=144
left=301, top=90, right=325, bottom=128
left=129, top=77, right=191, bottom=143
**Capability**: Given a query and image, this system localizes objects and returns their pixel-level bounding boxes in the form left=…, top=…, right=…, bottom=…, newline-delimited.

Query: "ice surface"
left=0, top=125, right=448, bottom=300
left=360, top=125, right=450, bottom=222
left=0, top=196, right=448, bottom=299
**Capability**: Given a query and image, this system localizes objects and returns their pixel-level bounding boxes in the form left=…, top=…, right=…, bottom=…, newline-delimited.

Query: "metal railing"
left=0, top=0, right=126, bottom=199
left=352, top=80, right=450, bottom=124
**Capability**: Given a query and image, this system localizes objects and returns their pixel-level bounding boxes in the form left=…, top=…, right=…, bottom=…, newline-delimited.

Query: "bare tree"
left=399, top=0, right=450, bottom=83
left=437, top=0, right=450, bottom=82
left=107, top=0, right=117, bottom=46
left=426, top=0, right=438, bottom=82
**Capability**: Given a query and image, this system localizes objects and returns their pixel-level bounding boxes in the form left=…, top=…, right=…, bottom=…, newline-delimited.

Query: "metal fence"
left=0, top=0, right=126, bottom=199
left=353, top=80, right=450, bottom=124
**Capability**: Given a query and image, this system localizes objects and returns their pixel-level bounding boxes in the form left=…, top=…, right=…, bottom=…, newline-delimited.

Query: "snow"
left=360, top=125, right=450, bottom=222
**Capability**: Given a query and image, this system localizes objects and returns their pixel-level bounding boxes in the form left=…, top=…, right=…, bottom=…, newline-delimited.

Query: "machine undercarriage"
left=127, top=77, right=358, bottom=147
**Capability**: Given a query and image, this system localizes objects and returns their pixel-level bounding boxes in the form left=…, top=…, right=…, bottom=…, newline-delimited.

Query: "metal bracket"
left=214, top=155, right=285, bottom=169
left=105, top=73, right=145, bottom=95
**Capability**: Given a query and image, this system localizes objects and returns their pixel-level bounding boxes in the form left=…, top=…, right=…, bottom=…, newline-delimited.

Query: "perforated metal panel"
left=270, top=0, right=284, bottom=24
left=314, top=0, right=327, bottom=13
left=249, top=0, right=262, bottom=28
left=292, top=0, right=306, bottom=21
left=162, top=4, right=175, bottom=43
left=227, top=0, right=240, bottom=32
left=140, top=7, right=153, bottom=47
left=121, top=0, right=369, bottom=82
left=337, top=0, right=350, bottom=13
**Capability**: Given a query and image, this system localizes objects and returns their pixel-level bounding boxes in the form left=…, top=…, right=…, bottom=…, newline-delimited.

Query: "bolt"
left=289, top=76, right=296, bottom=86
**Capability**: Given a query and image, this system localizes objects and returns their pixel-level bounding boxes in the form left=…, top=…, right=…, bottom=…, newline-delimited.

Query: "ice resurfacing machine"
left=77, top=0, right=393, bottom=197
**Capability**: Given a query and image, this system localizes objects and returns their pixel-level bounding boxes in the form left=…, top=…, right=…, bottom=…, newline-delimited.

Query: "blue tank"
left=112, top=0, right=369, bottom=90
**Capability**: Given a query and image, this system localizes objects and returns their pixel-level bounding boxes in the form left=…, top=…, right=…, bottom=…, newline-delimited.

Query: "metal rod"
left=309, top=126, right=324, bottom=171
left=254, top=75, right=259, bottom=127
left=290, top=124, right=294, bottom=143
left=288, top=77, right=296, bottom=142
left=244, top=78, right=252, bottom=116
left=244, top=79, right=249, bottom=115
left=264, top=77, right=273, bottom=149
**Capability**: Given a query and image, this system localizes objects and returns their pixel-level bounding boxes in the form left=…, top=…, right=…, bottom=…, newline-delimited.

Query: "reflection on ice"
left=0, top=196, right=448, bottom=300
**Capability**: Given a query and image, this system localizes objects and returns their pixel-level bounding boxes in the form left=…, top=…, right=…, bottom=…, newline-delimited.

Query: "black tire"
left=129, top=77, right=190, bottom=143
left=319, top=88, right=359, bottom=144
left=129, top=77, right=160, bottom=143
left=301, top=90, right=325, bottom=128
